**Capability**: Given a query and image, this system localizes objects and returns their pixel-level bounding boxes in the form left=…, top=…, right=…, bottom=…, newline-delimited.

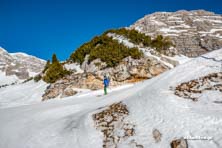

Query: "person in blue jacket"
left=103, top=75, right=110, bottom=95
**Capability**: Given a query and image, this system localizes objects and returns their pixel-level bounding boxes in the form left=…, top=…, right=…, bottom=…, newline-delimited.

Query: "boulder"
left=152, top=129, right=162, bottom=143
left=42, top=87, right=61, bottom=101
left=170, top=138, right=188, bottom=148
left=61, top=87, right=77, bottom=98
left=149, top=64, right=167, bottom=76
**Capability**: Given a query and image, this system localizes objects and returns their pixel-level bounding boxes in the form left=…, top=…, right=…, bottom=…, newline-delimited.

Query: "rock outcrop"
left=83, top=56, right=169, bottom=81
left=130, top=10, right=222, bottom=57
left=42, top=56, right=169, bottom=100
left=174, top=72, right=222, bottom=101
left=42, top=10, right=222, bottom=101
left=152, top=129, right=162, bottom=143
left=0, top=47, right=45, bottom=83
left=93, top=102, right=143, bottom=148
left=170, top=138, right=188, bottom=148
left=42, top=73, right=102, bottom=100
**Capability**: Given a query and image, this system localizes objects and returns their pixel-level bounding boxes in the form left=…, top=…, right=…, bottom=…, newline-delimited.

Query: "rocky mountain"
left=43, top=30, right=176, bottom=100
left=130, top=10, right=222, bottom=57
left=43, top=56, right=169, bottom=100
left=0, top=47, right=46, bottom=85
left=42, top=10, right=222, bottom=100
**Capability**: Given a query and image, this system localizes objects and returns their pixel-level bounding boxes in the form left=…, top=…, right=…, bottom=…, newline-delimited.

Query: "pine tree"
left=43, top=53, right=70, bottom=83
left=151, top=35, right=173, bottom=53
left=52, top=53, right=59, bottom=63
left=42, top=60, right=51, bottom=73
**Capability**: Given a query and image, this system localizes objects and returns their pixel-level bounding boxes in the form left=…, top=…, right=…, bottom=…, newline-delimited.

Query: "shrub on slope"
left=70, top=34, right=143, bottom=67
left=106, top=28, right=174, bottom=54
left=43, top=54, right=70, bottom=83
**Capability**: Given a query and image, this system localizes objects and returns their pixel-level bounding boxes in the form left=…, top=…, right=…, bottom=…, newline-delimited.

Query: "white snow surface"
left=0, top=80, right=48, bottom=108
left=160, top=28, right=188, bottom=33
left=107, top=33, right=135, bottom=48
left=162, top=54, right=192, bottom=64
left=64, top=63, right=84, bottom=73
left=0, top=72, right=19, bottom=85
left=10, top=52, right=46, bottom=63
left=0, top=49, right=222, bottom=148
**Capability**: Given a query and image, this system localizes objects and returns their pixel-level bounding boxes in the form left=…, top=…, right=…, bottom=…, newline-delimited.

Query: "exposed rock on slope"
left=93, top=102, right=143, bottom=148
left=42, top=10, right=222, bottom=101
left=42, top=56, right=169, bottom=100
left=174, top=72, right=222, bottom=101
left=0, top=47, right=45, bottom=85
left=130, top=10, right=222, bottom=57
left=170, top=138, right=188, bottom=148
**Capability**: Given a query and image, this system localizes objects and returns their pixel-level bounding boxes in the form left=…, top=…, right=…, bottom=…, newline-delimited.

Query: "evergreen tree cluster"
left=34, top=74, right=42, bottom=82
left=70, top=34, right=143, bottom=67
left=106, top=28, right=174, bottom=53
left=151, top=35, right=173, bottom=54
left=69, top=28, right=173, bottom=67
left=106, top=28, right=152, bottom=46
left=43, top=54, right=70, bottom=83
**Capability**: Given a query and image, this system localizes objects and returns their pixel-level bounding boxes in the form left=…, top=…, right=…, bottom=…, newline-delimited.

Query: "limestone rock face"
left=130, top=10, right=222, bottom=57
left=42, top=73, right=103, bottom=101
left=81, top=57, right=107, bottom=73
left=42, top=86, right=61, bottom=101
left=149, top=64, right=167, bottom=76
left=0, top=47, right=45, bottom=84
left=5, top=67, right=29, bottom=79
left=42, top=56, right=169, bottom=100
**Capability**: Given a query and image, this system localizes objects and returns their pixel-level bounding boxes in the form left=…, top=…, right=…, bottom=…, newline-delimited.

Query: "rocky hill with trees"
left=42, top=28, right=173, bottom=100
left=130, top=10, right=222, bottom=57
left=41, top=10, right=222, bottom=101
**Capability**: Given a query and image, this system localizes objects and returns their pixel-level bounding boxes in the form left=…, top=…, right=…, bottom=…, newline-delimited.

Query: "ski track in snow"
left=0, top=49, right=222, bottom=148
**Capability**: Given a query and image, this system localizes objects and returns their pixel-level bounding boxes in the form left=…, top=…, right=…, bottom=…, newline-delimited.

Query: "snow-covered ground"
left=64, top=63, right=84, bottom=73
left=0, top=80, right=48, bottom=108
left=0, top=49, right=222, bottom=148
left=123, top=49, right=222, bottom=148
left=0, top=72, right=19, bottom=86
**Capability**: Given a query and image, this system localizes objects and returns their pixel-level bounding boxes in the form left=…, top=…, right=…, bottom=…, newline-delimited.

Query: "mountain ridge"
left=0, top=47, right=46, bottom=85
left=130, top=10, right=222, bottom=57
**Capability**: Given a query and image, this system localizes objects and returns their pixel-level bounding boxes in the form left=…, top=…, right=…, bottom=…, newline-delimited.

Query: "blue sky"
left=0, top=0, right=222, bottom=61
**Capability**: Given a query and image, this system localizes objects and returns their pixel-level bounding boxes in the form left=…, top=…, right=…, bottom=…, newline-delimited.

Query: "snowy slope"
left=0, top=72, right=18, bottom=86
left=123, top=49, right=222, bottom=148
left=0, top=80, right=48, bottom=108
left=0, top=49, right=221, bottom=148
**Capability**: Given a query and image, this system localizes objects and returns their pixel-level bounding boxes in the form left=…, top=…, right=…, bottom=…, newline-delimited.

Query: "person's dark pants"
left=104, top=86, right=107, bottom=95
